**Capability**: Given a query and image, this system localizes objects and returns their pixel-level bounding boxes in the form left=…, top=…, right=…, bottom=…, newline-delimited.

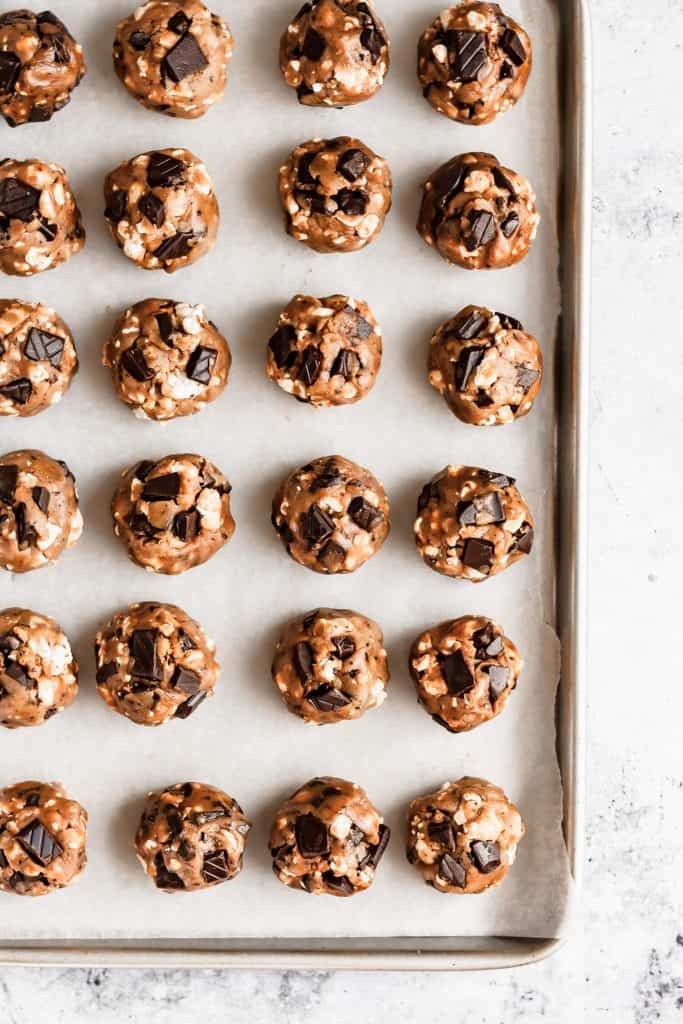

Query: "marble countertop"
left=1, top=1, right=681, bottom=1020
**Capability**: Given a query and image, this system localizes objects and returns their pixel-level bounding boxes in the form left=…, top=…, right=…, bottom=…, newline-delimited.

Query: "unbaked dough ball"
left=417, top=152, right=539, bottom=270
left=272, top=454, right=390, bottom=574
left=135, top=782, right=250, bottom=893
left=414, top=465, right=533, bottom=582
left=280, top=0, right=389, bottom=107
left=428, top=305, right=542, bottom=426
left=0, top=780, right=87, bottom=896
left=418, top=2, right=531, bottom=126
left=95, top=602, right=219, bottom=726
left=0, top=449, right=82, bottom=574
left=0, top=9, right=86, bottom=127
left=269, top=776, right=390, bottom=896
left=0, top=158, right=85, bottom=276
left=272, top=608, right=389, bottom=724
left=409, top=615, right=521, bottom=733
left=103, top=298, right=230, bottom=421
left=0, top=608, right=78, bottom=729
left=266, top=294, right=381, bottom=407
left=279, top=136, right=392, bottom=254
left=104, top=148, right=219, bottom=273
left=406, top=777, right=524, bottom=894
left=114, top=0, right=233, bottom=120
left=111, top=453, right=235, bottom=575
left=0, top=299, right=78, bottom=417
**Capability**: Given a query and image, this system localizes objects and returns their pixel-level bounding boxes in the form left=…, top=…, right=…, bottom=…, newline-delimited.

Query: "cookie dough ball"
left=417, top=152, right=539, bottom=270
left=266, top=294, right=381, bottom=407
left=418, top=3, right=531, bottom=126
left=135, top=782, right=250, bottom=892
left=409, top=615, right=521, bottom=733
left=272, top=455, right=390, bottom=575
left=280, top=0, right=389, bottom=107
left=279, top=136, right=392, bottom=254
left=0, top=780, right=87, bottom=896
left=272, top=608, right=389, bottom=724
left=406, top=777, right=524, bottom=893
left=269, top=776, right=390, bottom=896
left=414, top=465, right=533, bottom=582
left=0, top=9, right=86, bottom=127
left=0, top=299, right=78, bottom=417
left=0, top=608, right=78, bottom=729
left=95, top=602, right=219, bottom=726
left=111, top=453, right=235, bottom=575
left=104, top=298, right=230, bottom=421
left=0, top=158, right=85, bottom=276
left=0, top=449, right=82, bottom=574
left=104, top=148, right=219, bottom=273
left=114, top=1, right=233, bottom=119
left=428, top=305, right=542, bottom=426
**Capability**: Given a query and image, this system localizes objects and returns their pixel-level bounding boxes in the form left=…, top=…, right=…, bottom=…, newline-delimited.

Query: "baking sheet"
left=0, top=0, right=572, bottom=942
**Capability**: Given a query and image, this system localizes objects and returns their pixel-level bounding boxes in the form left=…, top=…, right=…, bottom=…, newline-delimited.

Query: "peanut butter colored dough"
left=0, top=449, right=82, bottom=574
left=0, top=158, right=84, bottom=276
left=279, top=136, right=392, bottom=254
left=104, top=298, right=230, bottom=421
left=272, top=608, right=389, bottom=724
left=418, top=2, right=531, bottom=126
left=428, top=305, right=542, bottom=426
left=272, top=454, right=390, bottom=575
left=111, top=453, right=235, bottom=575
left=0, top=9, right=86, bottom=127
left=280, top=0, right=389, bottom=107
left=0, top=608, right=78, bottom=729
left=0, top=299, right=78, bottom=417
left=269, top=776, right=390, bottom=896
left=409, top=615, right=521, bottom=733
left=95, top=602, right=219, bottom=726
left=406, top=777, right=524, bottom=894
left=0, top=780, right=87, bottom=896
left=135, top=782, right=251, bottom=893
left=414, top=465, right=533, bottom=582
left=114, top=0, right=233, bottom=119
left=266, top=294, right=381, bottom=407
left=417, top=152, right=539, bottom=270
left=104, top=148, right=219, bottom=273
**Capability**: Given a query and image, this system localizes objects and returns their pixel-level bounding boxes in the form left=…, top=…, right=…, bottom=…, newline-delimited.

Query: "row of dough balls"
left=0, top=451, right=534, bottom=579
left=0, top=2, right=531, bottom=125
left=0, top=296, right=543, bottom=426
left=0, top=601, right=521, bottom=732
left=0, top=776, right=524, bottom=899
left=0, top=146, right=540, bottom=275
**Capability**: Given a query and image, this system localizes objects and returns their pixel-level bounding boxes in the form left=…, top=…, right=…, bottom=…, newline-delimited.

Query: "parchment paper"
left=0, top=0, right=572, bottom=942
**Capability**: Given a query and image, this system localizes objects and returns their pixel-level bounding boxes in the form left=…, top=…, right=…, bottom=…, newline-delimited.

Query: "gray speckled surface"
left=1, top=0, right=682, bottom=1018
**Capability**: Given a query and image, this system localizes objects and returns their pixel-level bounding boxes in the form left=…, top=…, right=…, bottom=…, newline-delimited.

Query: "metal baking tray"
left=0, top=0, right=590, bottom=969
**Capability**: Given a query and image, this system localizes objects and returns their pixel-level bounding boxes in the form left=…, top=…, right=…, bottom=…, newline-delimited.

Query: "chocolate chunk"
left=446, top=30, right=487, bottom=82
left=129, top=30, right=150, bottom=50
left=105, top=190, right=127, bottom=223
left=488, top=664, right=510, bottom=702
left=154, top=852, right=184, bottom=890
left=130, top=629, right=161, bottom=681
left=307, top=685, right=351, bottom=711
left=17, top=821, right=62, bottom=866
left=0, top=378, right=31, bottom=404
left=323, top=871, right=354, bottom=895
left=470, top=839, right=501, bottom=873
left=362, top=824, right=390, bottom=869
left=473, top=625, right=504, bottom=659
left=500, top=60, right=513, bottom=79
left=0, top=849, right=7, bottom=869
left=201, top=850, right=228, bottom=883
left=517, top=366, right=539, bottom=391
left=163, top=31, right=209, bottom=82
left=186, top=345, right=217, bottom=385
left=139, top=192, right=165, bottom=227
left=269, top=324, right=296, bottom=368
left=0, top=465, right=18, bottom=505
left=293, top=641, right=314, bottom=683
left=492, top=166, right=517, bottom=196
left=294, top=1, right=313, bottom=19
left=500, top=212, right=520, bottom=238
left=486, top=471, right=515, bottom=487
left=302, top=504, right=335, bottom=544
left=147, top=152, right=185, bottom=189
left=455, top=346, right=485, bottom=390
left=194, top=808, right=226, bottom=826
left=459, top=492, right=504, bottom=527
left=439, top=649, right=474, bottom=697
left=335, top=188, right=368, bottom=216
left=330, top=349, right=358, bottom=380
left=337, top=149, right=369, bottom=183
left=24, top=327, right=64, bottom=368
left=332, top=635, right=355, bottom=660
left=348, top=496, right=381, bottom=532
left=295, top=813, right=329, bottom=857
left=428, top=819, right=456, bottom=851
left=0, top=632, right=20, bottom=654
left=0, top=52, right=21, bottom=94
left=154, top=231, right=193, bottom=262
left=168, top=11, right=191, bottom=34
left=141, top=473, right=181, bottom=502
left=51, top=35, right=70, bottom=64
left=175, top=690, right=207, bottom=719
left=346, top=310, right=373, bottom=340
left=298, top=346, right=322, bottom=386
left=318, top=540, right=345, bottom=569
left=134, top=460, right=155, bottom=481
left=38, top=218, right=58, bottom=240
left=173, top=509, right=199, bottom=542
left=156, top=312, right=174, bottom=343
left=461, top=538, right=494, bottom=573
left=361, top=25, right=382, bottom=62
left=302, top=610, right=319, bottom=630
left=171, top=665, right=201, bottom=695
left=439, top=852, right=467, bottom=888
left=456, top=310, right=487, bottom=340
left=95, top=661, right=117, bottom=685
left=431, top=157, right=468, bottom=210
left=0, top=178, right=40, bottom=221
left=121, top=346, right=153, bottom=382
left=5, top=660, right=30, bottom=687
left=501, top=28, right=526, bottom=66
left=466, top=210, right=497, bottom=249
left=302, top=27, right=325, bottom=60
left=37, top=11, right=68, bottom=32
left=179, top=630, right=196, bottom=652
left=514, top=524, right=534, bottom=554
left=297, top=151, right=318, bottom=186
left=31, top=486, right=50, bottom=513
left=14, top=502, right=37, bottom=549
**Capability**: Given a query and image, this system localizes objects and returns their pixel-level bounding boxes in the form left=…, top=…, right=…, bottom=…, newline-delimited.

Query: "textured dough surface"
left=406, top=776, right=524, bottom=894
left=0, top=608, right=78, bottom=729
left=269, top=776, right=390, bottom=896
left=0, top=299, right=78, bottom=418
